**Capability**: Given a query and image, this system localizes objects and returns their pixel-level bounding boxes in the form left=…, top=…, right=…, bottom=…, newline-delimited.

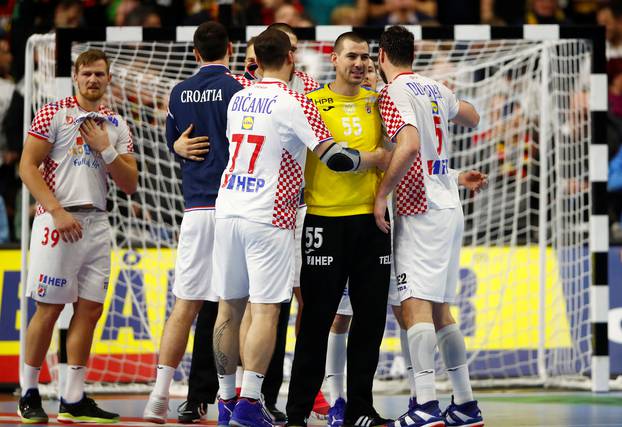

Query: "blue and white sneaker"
left=443, top=396, right=483, bottom=427
left=229, top=398, right=274, bottom=427
left=218, top=397, right=238, bottom=427
left=327, top=397, right=346, bottom=427
left=392, top=400, right=444, bottom=427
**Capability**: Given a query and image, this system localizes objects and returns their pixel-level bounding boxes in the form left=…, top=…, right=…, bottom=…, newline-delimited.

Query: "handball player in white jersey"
left=374, top=26, right=487, bottom=427
left=211, top=29, right=387, bottom=427
left=18, top=49, right=137, bottom=424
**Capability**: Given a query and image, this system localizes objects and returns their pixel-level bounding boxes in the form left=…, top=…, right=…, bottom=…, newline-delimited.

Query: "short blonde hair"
left=74, top=49, right=110, bottom=74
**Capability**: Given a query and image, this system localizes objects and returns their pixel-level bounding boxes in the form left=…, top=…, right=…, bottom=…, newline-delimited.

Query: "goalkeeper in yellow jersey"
left=286, top=32, right=392, bottom=427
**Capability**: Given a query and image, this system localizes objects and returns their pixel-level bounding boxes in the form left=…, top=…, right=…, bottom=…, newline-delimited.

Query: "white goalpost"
left=20, top=25, right=611, bottom=395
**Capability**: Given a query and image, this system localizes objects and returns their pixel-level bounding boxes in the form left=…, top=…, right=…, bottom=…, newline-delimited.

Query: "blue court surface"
left=1, top=391, right=621, bottom=426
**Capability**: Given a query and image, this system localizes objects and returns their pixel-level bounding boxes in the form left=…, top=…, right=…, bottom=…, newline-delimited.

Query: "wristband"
left=101, top=145, right=119, bottom=164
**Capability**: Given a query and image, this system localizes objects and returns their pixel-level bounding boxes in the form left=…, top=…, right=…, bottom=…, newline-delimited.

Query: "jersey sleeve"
left=115, top=118, right=134, bottom=154
left=28, top=103, right=60, bottom=143
left=165, top=104, right=181, bottom=154
left=288, top=90, right=332, bottom=151
left=438, top=82, right=460, bottom=120
left=294, top=70, right=320, bottom=94
left=378, top=83, right=417, bottom=142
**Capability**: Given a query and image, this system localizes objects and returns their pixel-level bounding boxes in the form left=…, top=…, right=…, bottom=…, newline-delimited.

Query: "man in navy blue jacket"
left=142, top=21, right=250, bottom=424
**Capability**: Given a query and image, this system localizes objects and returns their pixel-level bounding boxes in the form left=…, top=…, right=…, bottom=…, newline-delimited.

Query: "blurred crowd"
left=0, top=0, right=621, bottom=244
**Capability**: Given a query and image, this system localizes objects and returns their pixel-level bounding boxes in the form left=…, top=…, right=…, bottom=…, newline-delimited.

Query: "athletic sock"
left=20, top=364, right=41, bottom=397
left=400, top=328, right=416, bottom=398
left=407, top=323, right=437, bottom=405
left=152, top=365, right=175, bottom=398
left=437, top=324, right=473, bottom=404
left=326, top=332, right=347, bottom=405
left=240, top=370, right=264, bottom=400
left=218, top=373, right=237, bottom=400
left=63, top=365, right=86, bottom=403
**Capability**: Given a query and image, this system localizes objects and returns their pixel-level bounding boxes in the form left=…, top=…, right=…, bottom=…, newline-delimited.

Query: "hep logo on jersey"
left=221, top=174, right=265, bottom=193
left=39, top=274, right=67, bottom=287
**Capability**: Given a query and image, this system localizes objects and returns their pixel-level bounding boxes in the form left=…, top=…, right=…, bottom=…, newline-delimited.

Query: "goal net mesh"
left=25, top=33, right=592, bottom=391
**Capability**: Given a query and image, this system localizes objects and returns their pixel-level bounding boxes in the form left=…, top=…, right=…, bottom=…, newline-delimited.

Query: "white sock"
left=63, top=365, right=86, bottom=403
left=447, top=364, right=473, bottom=404
left=407, top=323, right=437, bottom=404
left=218, top=374, right=237, bottom=400
left=437, top=324, right=473, bottom=404
left=152, top=365, right=175, bottom=398
left=235, top=365, right=244, bottom=388
left=326, top=332, right=347, bottom=405
left=20, top=364, right=41, bottom=396
left=400, top=328, right=416, bottom=398
left=240, top=370, right=264, bottom=400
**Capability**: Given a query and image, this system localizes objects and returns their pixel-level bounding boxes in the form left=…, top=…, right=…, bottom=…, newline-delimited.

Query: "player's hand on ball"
left=174, top=124, right=210, bottom=161
left=458, top=170, right=488, bottom=193
left=374, top=196, right=390, bottom=234
left=50, top=208, right=83, bottom=243
left=79, top=118, right=110, bottom=153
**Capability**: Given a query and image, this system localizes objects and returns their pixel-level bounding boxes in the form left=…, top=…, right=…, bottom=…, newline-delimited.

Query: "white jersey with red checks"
left=291, top=70, right=320, bottom=94
left=378, top=72, right=461, bottom=215
left=216, top=78, right=332, bottom=229
left=28, top=96, right=134, bottom=212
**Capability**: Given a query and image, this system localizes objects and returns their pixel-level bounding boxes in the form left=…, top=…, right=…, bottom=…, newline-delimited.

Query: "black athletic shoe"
left=18, top=389, right=49, bottom=424
left=344, top=410, right=392, bottom=427
left=265, top=404, right=287, bottom=424
left=177, top=400, right=207, bottom=424
left=57, top=394, right=119, bottom=423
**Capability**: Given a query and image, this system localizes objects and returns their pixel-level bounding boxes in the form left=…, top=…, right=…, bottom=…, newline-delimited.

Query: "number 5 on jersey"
left=229, top=133, right=265, bottom=174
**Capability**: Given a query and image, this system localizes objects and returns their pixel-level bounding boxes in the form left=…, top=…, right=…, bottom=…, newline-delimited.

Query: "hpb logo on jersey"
left=242, top=116, right=254, bottom=130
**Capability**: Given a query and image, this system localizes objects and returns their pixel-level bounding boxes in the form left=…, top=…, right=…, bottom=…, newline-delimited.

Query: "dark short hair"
left=193, top=21, right=228, bottom=61
left=254, top=29, right=291, bottom=70
left=334, top=31, right=367, bottom=53
left=74, top=49, right=109, bottom=74
left=266, top=22, right=295, bottom=36
left=379, top=26, right=414, bottom=67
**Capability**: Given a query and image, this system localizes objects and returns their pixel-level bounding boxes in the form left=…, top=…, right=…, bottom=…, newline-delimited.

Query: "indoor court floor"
left=0, top=391, right=621, bottom=426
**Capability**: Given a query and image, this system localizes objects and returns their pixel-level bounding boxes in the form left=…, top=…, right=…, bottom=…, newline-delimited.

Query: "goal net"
left=23, top=30, right=594, bottom=392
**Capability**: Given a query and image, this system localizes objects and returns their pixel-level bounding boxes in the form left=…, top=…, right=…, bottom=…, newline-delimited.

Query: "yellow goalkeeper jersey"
left=305, top=84, right=383, bottom=216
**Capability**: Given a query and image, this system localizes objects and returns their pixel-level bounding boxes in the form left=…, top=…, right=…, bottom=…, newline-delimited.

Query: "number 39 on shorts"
left=41, top=227, right=60, bottom=247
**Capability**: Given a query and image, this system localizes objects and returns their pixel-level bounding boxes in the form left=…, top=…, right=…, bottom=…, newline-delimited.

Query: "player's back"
left=216, top=78, right=331, bottom=229
left=166, top=64, right=244, bottom=209
left=380, top=72, right=460, bottom=210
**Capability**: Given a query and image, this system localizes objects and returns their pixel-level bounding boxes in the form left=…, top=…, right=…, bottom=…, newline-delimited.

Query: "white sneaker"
left=143, top=394, right=169, bottom=424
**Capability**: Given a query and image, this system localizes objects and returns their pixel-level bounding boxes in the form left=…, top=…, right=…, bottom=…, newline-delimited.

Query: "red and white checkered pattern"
left=227, top=72, right=254, bottom=88
left=29, top=100, right=67, bottom=140
left=395, top=155, right=428, bottom=216
left=272, top=149, right=303, bottom=229
left=35, top=156, right=59, bottom=216
left=283, top=85, right=332, bottom=143
left=293, top=70, right=320, bottom=94
left=378, top=85, right=406, bottom=140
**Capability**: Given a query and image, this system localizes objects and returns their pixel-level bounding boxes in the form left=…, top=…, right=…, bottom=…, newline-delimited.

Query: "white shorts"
left=394, top=207, right=464, bottom=304
left=336, top=273, right=400, bottom=316
left=213, top=217, right=294, bottom=303
left=27, top=211, right=111, bottom=304
left=172, top=210, right=219, bottom=302
left=292, top=205, right=306, bottom=289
